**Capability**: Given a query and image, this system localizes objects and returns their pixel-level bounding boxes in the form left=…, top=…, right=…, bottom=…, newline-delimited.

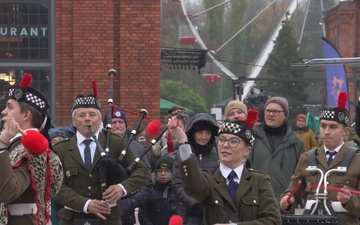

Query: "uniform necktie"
left=326, top=151, right=336, bottom=166
left=227, top=171, right=238, bottom=202
left=83, top=139, right=93, bottom=172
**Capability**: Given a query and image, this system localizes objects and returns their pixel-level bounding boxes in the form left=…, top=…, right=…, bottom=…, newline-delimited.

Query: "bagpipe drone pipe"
left=92, top=69, right=169, bottom=192
left=93, top=118, right=168, bottom=192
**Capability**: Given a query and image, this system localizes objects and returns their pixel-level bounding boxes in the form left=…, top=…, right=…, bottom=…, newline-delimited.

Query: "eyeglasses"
left=156, top=169, right=171, bottom=174
left=265, top=109, right=284, bottom=115
left=217, top=137, right=241, bottom=148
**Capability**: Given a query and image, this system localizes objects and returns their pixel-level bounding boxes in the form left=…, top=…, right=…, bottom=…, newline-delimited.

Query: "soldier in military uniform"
left=0, top=73, right=63, bottom=225
left=167, top=111, right=281, bottom=225
left=53, top=92, right=149, bottom=225
left=280, top=93, right=360, bottom=225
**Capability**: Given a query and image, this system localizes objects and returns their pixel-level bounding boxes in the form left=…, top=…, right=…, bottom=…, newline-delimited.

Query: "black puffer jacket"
left=139, top=181, right=187, bottom=225
left=172, top=113, right=220, bottom=225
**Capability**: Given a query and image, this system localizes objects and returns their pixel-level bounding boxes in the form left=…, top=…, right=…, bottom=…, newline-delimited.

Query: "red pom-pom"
left=19, top=73, right=33, bottom=88
left=245, top=109, right=259, bottom=131
left=338, top=92, right=348, bottom=110
left=21, top=130, right=48, bottom=154
left=169, top=215, right=183, bottom=225
left=146, top=120, right=163, bottom=137
left=92, top=80, right=98, bottom=97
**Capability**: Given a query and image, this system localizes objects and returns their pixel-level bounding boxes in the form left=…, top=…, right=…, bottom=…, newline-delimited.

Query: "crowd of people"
left=0, top=73, right=359, bottom=225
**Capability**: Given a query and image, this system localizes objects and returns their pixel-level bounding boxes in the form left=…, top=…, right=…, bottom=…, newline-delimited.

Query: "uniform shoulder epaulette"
left=248, top=168, right=269, bottom=176
left=53, top=138, right=71, bottom=147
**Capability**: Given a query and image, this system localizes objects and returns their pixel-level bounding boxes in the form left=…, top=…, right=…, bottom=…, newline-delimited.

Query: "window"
left=0, top=2, right=50, bottom=60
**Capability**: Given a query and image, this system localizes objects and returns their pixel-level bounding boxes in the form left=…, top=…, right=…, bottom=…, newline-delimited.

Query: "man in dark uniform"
left=53, top=92, right=149, bottom=225
left=280, top=92, right=360, bottom=225
left=0, top=73, right=63, bottom=225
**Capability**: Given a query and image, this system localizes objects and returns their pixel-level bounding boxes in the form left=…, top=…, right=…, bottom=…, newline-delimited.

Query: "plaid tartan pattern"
left=26, top=92, right=46, bottom=109
left=320, top=110, right=335, bottom=120
left=72, top=95, right=101, bottom=112
left=219, top=121, right=253, bottom=146
left=221, top=122, right=243, bottom=135
left=320, top=109, right=350, bottom=127
left=8, top=87, right=48, bottom=115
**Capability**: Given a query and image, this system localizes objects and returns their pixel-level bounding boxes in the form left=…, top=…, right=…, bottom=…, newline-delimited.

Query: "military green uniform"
left=54, top=132, right=149, bottom=225
left=180, top=155, right=281, bottom=225
left=0, top=138, right=63, bottom=225
left=282, top=144, right=360, bottom=225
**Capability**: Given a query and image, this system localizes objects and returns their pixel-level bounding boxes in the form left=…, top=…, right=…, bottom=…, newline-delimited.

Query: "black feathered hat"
left=320, top=92, right=350, bottom=127
left=72, top=80, right=101, bottom=112
left=8, top=73, right=52, bottom=147
left=9, top=73, right=49, bottom=116
left=218, top=109, right=259, bottom=146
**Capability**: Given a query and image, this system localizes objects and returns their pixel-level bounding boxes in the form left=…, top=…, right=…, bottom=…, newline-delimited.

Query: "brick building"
left=324, top=0, right=360, bottom=117
left=0, top=0, right=161, bottom=127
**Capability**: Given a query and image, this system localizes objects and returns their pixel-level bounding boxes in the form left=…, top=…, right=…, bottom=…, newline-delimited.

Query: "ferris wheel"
left=175, top=0, right=299, bottom=100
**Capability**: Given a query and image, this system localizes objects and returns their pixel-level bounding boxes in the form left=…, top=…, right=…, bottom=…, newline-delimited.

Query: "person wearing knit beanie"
left=292, top=113, right=317, bottom=151
left=224, top=100, right=248, bottom=121
left=249, top=96, right=304, bottom=200
left=109, top=107, right=128, bottom=137
left=296, top=114, right=306, bottom=122
left=155, top=156, right=174, bottom=173
left=264, top=97, right=289, bottom=117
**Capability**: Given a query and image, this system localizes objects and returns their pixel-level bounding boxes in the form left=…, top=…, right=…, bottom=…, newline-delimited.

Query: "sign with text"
left=0, top=27, right=48, bottom=37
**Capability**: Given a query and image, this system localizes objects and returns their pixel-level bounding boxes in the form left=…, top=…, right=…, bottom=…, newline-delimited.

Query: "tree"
left=266, top=14, right=308, bottom=102
left=161, top=80, right=208, bottom=113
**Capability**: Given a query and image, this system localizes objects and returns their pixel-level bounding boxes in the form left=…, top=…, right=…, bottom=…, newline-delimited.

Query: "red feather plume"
left=337, top=92, right=348, bottom=110
left=146, top=120, right=163, bottom=138
left=245, top=109, right=259, bottom=131
left=92, top=80, right=98, bottom=97
left=20, top=73, right=33, bottom=88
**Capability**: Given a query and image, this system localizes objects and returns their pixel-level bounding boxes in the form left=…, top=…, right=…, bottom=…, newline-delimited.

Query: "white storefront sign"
left=0, top=27, right=48, bottom=37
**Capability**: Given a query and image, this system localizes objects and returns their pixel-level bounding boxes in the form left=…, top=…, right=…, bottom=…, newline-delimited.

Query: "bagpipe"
left=91, top=69, right=168, bottom=192
left=281, top=166, right=346, bottom=225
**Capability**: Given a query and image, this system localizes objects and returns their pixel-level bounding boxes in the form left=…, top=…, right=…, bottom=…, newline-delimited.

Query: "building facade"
left=0, top=0, right=161, bottom=127
left=324, top=0, right=360, bottom=117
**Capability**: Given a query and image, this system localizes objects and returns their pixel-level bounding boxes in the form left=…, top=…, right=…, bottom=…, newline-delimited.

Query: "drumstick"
left=18, top=128, right=27, bottom=136
left=310, top=183, right=360, bottom=195
left=2, top=118, right=27, bottom=136
left=287, top=180, right=301, bottom=203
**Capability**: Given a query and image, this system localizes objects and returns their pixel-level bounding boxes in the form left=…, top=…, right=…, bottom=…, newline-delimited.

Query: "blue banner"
left=322, top=37, right=349, bottom=109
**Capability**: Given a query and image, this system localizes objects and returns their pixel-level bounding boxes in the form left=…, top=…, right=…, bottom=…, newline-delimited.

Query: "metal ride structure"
left=178, top=0, right=300, bottom=101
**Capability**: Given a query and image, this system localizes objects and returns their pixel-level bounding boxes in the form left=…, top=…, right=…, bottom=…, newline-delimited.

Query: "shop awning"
left=160, top=98, right=195, bottom=115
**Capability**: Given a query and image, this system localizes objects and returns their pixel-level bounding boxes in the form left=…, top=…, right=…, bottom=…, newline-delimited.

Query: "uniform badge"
left=14, top=89, right=23, bottom=100
left=245, top=130, right=251, bottom=139
left=115, top=111, right=122, bottom=117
